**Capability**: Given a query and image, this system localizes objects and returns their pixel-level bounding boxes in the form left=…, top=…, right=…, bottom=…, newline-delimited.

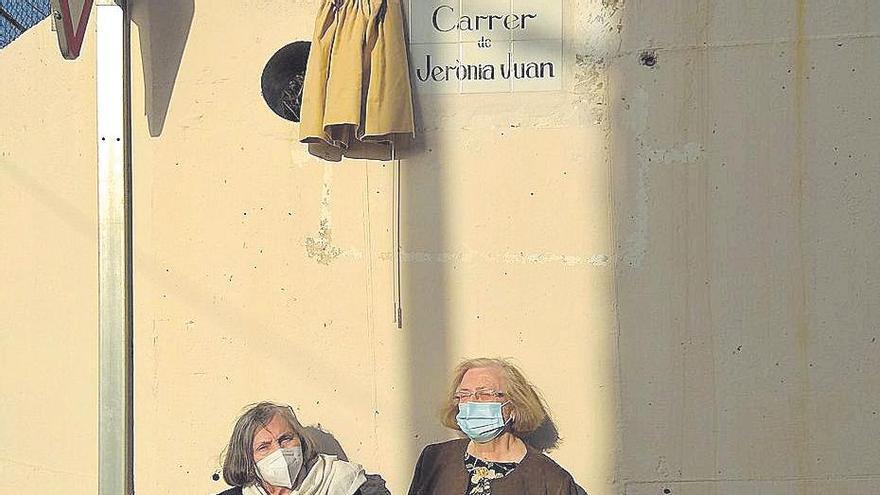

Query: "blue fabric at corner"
left=0, top=0, right=51, bottom=49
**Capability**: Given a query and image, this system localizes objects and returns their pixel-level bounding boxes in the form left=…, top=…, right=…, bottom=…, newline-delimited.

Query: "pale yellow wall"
left=2, top=1, right=879, bottom=495
left=0, top=25, right=98, bottom=494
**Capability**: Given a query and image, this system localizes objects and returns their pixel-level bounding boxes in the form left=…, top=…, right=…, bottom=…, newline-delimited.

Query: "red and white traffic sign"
left=51, top=0, right=93, bottom=59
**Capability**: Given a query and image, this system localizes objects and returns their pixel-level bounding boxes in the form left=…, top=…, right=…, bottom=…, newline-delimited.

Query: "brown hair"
left=221, top=401, right=317, bottom=487
left=440, top=357, right=549, bottom=435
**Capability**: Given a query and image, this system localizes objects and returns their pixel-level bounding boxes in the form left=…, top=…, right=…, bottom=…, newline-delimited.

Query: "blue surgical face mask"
left=456, top=401, right=511, bottom=443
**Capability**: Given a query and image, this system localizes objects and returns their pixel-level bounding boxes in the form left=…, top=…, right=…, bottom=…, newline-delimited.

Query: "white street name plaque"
left=408, top=0, right=564, bottom=94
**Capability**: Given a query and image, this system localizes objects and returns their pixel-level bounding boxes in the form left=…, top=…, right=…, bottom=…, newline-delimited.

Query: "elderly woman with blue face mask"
left=217, top=402, right=366, bottom=495
left=407, top=358, right=581, bottom=495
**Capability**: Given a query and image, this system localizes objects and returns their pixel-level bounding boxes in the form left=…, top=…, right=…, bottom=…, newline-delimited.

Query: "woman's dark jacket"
left=407, top=438, right=580, bottom=495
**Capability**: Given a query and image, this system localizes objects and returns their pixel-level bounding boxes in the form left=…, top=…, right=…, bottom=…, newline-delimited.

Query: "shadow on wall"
left=394, top=0, right=455, bottom=468
left=398, top=83, right=455, bottom=469
left=394, top=139, right=590, bottom=492
left=397, top=12, right=586, bottom=494
left=130, top=0, right=194, bottom=137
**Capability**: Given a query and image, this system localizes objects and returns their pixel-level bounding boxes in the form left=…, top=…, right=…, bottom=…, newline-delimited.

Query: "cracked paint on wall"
left=305, top=166, right=344, bottom=265
left=618, top=87, right=705, bottom=269
left=571, top=0, right=624, bottom=125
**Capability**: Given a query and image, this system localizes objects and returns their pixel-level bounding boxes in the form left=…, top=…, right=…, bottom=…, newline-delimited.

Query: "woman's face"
left=251, top=412, right=302, bottom=462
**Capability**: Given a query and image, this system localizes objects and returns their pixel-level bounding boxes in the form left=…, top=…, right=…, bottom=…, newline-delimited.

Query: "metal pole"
left=96, top=1, right=132, bottom=494
left=392, top=154, right=403, bottom=329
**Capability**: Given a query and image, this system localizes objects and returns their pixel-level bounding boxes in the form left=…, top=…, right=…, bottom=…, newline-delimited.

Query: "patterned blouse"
left=464, top=452, right=518, bottom=495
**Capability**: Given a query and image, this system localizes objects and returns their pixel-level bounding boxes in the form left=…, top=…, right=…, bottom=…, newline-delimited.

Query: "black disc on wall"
left=261, top=41, right=311, bottom=122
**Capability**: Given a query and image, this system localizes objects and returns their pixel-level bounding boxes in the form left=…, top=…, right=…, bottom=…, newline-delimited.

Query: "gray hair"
left=222, top=402, right=317, bottom=487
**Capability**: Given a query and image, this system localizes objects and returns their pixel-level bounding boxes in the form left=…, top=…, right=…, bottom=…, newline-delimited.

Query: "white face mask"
left=255, top=445, right=303, bottom=488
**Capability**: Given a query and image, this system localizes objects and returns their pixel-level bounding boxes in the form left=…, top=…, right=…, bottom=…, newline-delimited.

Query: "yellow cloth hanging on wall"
left=300, top=0, right=415, bottom=161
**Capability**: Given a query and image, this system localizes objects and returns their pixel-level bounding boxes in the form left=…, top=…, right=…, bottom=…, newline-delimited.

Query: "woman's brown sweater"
left=407, top=438, right=581, bottom=495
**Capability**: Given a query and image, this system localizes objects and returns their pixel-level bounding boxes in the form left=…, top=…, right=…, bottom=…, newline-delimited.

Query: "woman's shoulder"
left=215, top=486, right=243, bottom=495
left=419, top=437, right=468, bottom=457
left=522, top=447, right=576, bottom=481
left=317, top=452, right=355, bottom=464
left=316, top=452, right=364, bottom=469
left=312, top=453, right=368, bottom=481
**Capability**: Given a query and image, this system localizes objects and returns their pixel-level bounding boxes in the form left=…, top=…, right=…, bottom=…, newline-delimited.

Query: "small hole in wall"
left=663, top=489, right=672, bottom=494
left=262, top=41, right=312, bottom=122
left=640, top=50, right=658, bottom=68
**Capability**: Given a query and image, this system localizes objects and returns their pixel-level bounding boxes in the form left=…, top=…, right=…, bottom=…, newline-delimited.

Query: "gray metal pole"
left=96, top=1, right=132, bottom=494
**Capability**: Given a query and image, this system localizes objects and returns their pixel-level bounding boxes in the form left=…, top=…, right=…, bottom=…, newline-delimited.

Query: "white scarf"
left=243, top=454, right=366, bottom=495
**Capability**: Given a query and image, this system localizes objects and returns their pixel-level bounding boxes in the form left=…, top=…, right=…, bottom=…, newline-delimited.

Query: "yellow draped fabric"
left=299, top=0, right=414, bottom=161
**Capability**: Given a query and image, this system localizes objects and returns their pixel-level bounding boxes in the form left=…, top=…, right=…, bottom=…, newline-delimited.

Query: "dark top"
left=407, top=438, right=580, bottom=495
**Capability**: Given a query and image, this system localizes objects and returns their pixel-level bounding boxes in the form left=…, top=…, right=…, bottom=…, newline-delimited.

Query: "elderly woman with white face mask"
left=217, top=402, right=366, bottom=495
left=407, top=358, right=581, bottom=495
